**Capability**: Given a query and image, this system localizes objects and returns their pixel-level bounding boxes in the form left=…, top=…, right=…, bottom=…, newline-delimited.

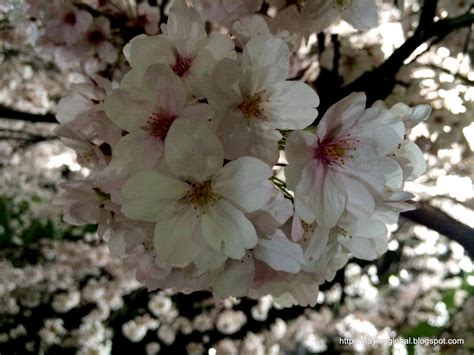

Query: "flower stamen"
left=184, top=181, right=219, bottom=209
left=238, top=92, right=265, bottom=119
left=144, top=111, right=177, bottom=140
left=172, top=53, right=193, bottom=77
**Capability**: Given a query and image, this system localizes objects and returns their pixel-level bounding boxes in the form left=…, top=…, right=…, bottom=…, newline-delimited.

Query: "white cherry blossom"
left=206, top=34, right=319, bottom=164
left=105, top=64, right=211, bottom=175
left=285, top=92, right=404, bottom=227
left=122, top=0, right=236, bottom=98
left=120, top=119, right=273, bottom=266
left=301, top=0, right=379, bottom=35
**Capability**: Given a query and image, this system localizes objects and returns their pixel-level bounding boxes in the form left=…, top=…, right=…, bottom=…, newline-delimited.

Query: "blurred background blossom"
left=0, top=0, right=473, bottom=353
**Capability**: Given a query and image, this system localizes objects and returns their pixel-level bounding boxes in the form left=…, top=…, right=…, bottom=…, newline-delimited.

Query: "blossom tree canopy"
left=1, top=0, right=474, bottom=352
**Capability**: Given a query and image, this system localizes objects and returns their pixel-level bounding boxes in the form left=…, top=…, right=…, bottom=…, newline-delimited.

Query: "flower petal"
left=213, top=156, right=273, bottom=213
left=213, top=257, right=254, bottom=297
left=104, top=87, right=152, bottom=132
left=264, top=81, right=319, bottom=130
left=153, top=203, right=204, bottom=266
left=201, top=200, right=258, bottom=259
left=164, top=118, right=224, bottom=182
left=240, top=34, right=289, bottom=93
left=109, top=131, right=163, bottom=176
left=254, top=230, right=304, bottom=273
left=141, top=64, right=186, bottom=113
left=121, top=170, right=188, bottom=221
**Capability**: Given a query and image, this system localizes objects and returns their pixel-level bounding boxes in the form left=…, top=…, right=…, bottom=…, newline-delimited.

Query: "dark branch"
left=0, top=106, right=57, bottom=124
left=315, top=1, right=474, bottom=116
left=401, top=205, right=474, bottom=258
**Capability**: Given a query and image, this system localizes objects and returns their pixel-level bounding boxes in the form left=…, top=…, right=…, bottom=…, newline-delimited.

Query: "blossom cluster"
left=54, top=0, right=431, bottom=306
left=22, top=0, right=160, bottom=75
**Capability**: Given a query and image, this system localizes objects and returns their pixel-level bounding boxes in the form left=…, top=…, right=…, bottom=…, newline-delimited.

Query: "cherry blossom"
left=205, top=34, right=319, bottom=164
left=120, top=119, right=273, bottom=265
left=44, top=3, right=93, bottom=46
left=301, top=0, right=379, bottom=35
left=104, top=64, right=211, bottom=175
left=122, top=0, right=236, bottom=98
left=285, top=92, right=404, bottom=227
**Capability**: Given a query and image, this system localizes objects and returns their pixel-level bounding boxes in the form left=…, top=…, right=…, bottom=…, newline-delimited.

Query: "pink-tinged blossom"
left=44, top=3, right=92, bottom=46
left=205, top=34, right=319, bottom=165
left=249, top=260, right=320, bottom=307
left=122, top=0, right=236, bottom=98
left=247, top=189, right=293, bottom=236
left=285, top=92, right=404, bottom=228
left=104, top=64, right=211, bottom=175
left=54, top=179, right=112, bottom=227
left=388, top=102, right=432, bottom=180
left=191, top=0, right=263, bottom=28
left=301, top=0, right=379, bottom=35
left=253, top=229, right=304, bottom=273
left=136, top=2, right=161, bottom=35
left=82, top=17, right=118, bottom=65
left=120, top=119, right=273, bottom=266
left=106, top=221, right=173, bottom=290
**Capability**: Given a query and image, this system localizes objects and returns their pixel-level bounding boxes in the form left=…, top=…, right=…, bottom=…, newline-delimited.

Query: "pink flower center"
left=313, top=136, right=358, bottom=166
left=88, top=30, right=106, bottom=45
left=63, top=12, right=77, bottom=25
left=144, top=111, right=177, bottom=140
left=171, top=53, right=193, bottom=77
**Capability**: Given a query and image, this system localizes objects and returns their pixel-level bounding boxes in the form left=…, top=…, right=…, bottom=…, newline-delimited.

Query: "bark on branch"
left=402, top=205, right=474, bottom=258
left=0, top=105, right=57, bottom=124
left=315, top=0, right=474, bottom=114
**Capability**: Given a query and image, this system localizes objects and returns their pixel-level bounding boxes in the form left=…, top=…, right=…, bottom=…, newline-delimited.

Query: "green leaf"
left=0, top=197, right=12, bottom=244
left=441, top=289, right=457, bottom=311
left=402, top=321, right=442, bottom=338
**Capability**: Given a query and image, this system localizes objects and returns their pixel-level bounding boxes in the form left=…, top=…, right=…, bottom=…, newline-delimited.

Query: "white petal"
left=246, top=121, right=282, bottom=165
left=121, top=171, right=188, bottom=221
left=213, top=257, right=254, bottom=297
left=285, top=130, right=316, bottom=189
left=56, top=95, right=90, bottom=123
left=104, top=88, right=152, bottom=132
left=193, top=246, right=227, bottom=272
left=201, top=200, right=258, bottom=259
left=217, top=111, right=284, bottom=165
left=264, top=81, right=319, bottom=129
left=153, top=203, right=204, bottom=266
left=240, top=34, right=289, bottom=92
left=295, top=162, right=347, bottom=226
left=339, top=174, right=375, bottom=220
left=304, top=226, right=330, bottom=263
left=109, top=132, right=163, bottom=176
left=215, top=111, right=251, bottom=160
left=248, top=190, right=293, bottom=236
left=254, top=230, right=304, bottom=273
left=394, top=141, right=426, bottom=180
left=164, top=119, right=224, bottom=182
left=341, top=0, right=378, bottom=31
left=161, top=0, right=206, bottom=41
left=294, top=162, right=319, bottom=224
left=315, top=168, right=347, bottom=227
left=317, top=92, right=366, bottom=139
left=178, top=103, right=213, bottom=122
left=124, top=34, right=174, bottom=70
left=213, top=157, right=273, bottom=213
left=141, top=64, right=186, bottom=113
left=205, top=58, right=242, bottom=111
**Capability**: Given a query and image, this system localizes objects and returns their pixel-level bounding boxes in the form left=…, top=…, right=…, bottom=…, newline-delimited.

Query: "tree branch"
left=0, top=105, right=57, bottom=124
left=401, top=205, right=474, bottom=258
left=315, top=1, right=474, bottom=116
